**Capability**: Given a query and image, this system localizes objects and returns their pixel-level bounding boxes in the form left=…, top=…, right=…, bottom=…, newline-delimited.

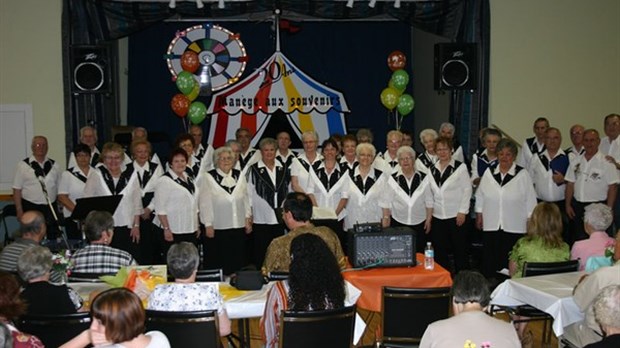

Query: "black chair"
left=145, top=309, right=220, bottom=348
left=279, top=305, right=356, bottom=348
left=494, top=260, right=580, bottom=347
left=0, top=204, right=17, bottom=246
left=16, top=312, right=91, bottom=347
left=380, top=286, right=452, bottom=347
left=267, top=271, right=289, bottom=281
left=168, top=268, right=224, bottom=282
left=68, top=272, right=115, bottom=282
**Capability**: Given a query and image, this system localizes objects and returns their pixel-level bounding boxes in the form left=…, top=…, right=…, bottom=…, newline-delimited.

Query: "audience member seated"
left=0, top=271, right=44, bottom=347
left=562, top=250, right=620, bottom=347
left=146, top=242, right=231, bottom=337
left=61, top=288, right=170, bottom=348
left=419, top=270, right=520, bottom=348
left=0, top=211, right=47, bottom=273
left=260, top=233, right=346, bottom=348
left=261, top=192, right=346, bottom=275
left=584, top=285, right=620, bottom=348
left=571, top=203, right=615, bottom=271
left=17, top=246, right=81, bottom=315
left=70, top=211, right=136, bottom=274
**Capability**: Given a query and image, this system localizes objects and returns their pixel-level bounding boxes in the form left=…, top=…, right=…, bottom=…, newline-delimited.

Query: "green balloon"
left=188, top=101, right=207, bottom=124
left=397, top=94, right=415, bottom=116
left=176, top=71, right=196, bottom=95
left=380, top=87, right=399, bottom=110
left=391, top=69, right=410, bottom=91
left=388, top=79, right=405, bottom=95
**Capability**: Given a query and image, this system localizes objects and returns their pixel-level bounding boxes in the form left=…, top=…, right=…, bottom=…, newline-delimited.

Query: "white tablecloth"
left=490, top=271, right=585, bottom=336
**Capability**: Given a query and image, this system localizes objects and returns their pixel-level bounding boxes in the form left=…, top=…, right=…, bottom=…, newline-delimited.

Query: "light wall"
left=0, top=0, right=65, bottom=170
left=490, top=0, right=620, bottom=143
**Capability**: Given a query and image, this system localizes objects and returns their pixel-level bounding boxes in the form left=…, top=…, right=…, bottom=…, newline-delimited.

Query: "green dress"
left=508, top=236, right=570, bottom=278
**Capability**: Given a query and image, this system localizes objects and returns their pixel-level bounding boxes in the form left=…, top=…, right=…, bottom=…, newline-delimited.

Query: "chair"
left=68, top=272, right=115, bottom=282
left=168, top=268, right=224, bottom=282
left=278, top=305, right=356, bottom=348
left=145, top=309, right=220, bottom=348
left=379, top=286, right=452, bottom=347
left=16, top=312, right=91, bottom=347
left=0, top=204, right=17, bottom=246
left=267, top=271, right=289, bottom=281
left=505, top=260, right=580, bottom=347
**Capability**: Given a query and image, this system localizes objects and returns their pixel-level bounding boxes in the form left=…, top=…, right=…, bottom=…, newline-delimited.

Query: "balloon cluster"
left=170, top=51, right=207, bottom=125
left=380, top=51, right=415, bottom=118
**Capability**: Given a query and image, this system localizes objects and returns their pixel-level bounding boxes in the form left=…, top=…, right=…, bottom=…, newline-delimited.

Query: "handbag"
left=230, top=270, right=266, bottom=290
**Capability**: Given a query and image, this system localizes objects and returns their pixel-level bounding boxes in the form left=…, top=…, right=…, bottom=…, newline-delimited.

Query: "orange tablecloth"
left=342, top=253, right=453, bottom=312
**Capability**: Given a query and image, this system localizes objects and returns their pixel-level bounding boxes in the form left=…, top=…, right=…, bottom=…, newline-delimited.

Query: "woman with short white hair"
left=416, top=129, right=439, bottom=175
left=590, top=285, right=620, bottom=347
left=570, top=203, right=615, bottom=270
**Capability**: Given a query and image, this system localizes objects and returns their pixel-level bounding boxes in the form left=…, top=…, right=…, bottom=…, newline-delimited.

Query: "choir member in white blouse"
left=174, top=133, right=206, bottom=182
left=429, top=137, right=472, bottom=272
left=83, top=142, right=142, bottom=260
left=383, top=146, right=433, bottom=253
left=128, top=140, right=163, bottom=264
left=470, top=128, right=501, bottom=187
left=438, top=122, right=466, bottom=164
left=291, top=130, right=322, bottom=194
left=344, top=143, right=389, bottom=233
left=153, top=148, right=200, bottom=252
left=199, top=146, right=252, bottom=275
left=475, top=139, right=537, bottom=278
left=415, top=129, right=439, bottom=176
left=375, top=130, right=404, bottom=174
left=307, top=138, right=350, bottom=251
left=339, top=134, right=358, bottom=173
left=58, top=144, right=94, bottom=240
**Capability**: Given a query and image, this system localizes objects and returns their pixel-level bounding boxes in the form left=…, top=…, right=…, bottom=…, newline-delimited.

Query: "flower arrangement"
left=604, top=240, right=615, bottom=260
left=52, top=249, right=73, bottom=276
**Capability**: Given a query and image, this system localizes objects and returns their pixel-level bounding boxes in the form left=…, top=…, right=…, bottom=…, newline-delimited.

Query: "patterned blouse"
left=147, top=283, right=225, bottom=313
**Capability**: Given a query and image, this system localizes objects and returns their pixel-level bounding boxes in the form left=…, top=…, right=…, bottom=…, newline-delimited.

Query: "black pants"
left=252, top=223, right=285, bottom=269
left=202, top=227, right=246, bottom=275
left=481, top=230, right=522, bottom=278
left=430, top=216, right=469, bottom=273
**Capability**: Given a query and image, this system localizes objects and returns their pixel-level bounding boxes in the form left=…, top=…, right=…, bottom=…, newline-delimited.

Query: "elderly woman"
left=128, top=140, right=163, bottom=265
left=420, top=271, right=520, bottom=348
left=83, top=142, right=142, bottom=260
left=291, top=130, right=322, bottom=194
left=61, top=288, right=170, bottom=348
left=154, top=148, right=200, bottom=250
left=339, top=134, right=358, bottom=172
left=344, top=143, right=389, bottom=232
left=429, top=137, right=472, bottom=272
left=377, top=130, right=404, bottom=174
left=475, top=139, right=537, bottom=278
left=147, top=242, right=231, bottom=336
left=260, top=234, right=346, bottom=348
left=17, top=246, right=81, bottom=315
left=247, top=138, right=291, bottom=268
left=571, top=203, right=615, bottom=271
left=588, top=285, right=620, bottom=347
left=383, top=146, right=433, bottom=253
left=416, top=129, right=439, bottom=175
left=438, top=122, right=466, bottom=163
left=470, top=128, right=502, bottom=186
left=174, top=133, right=206, bottom=181
left=0, top=271, right=44, bottom=347
left=70, top=211, right=136, bottom=274
left=199, top=146, right=252, bottom=274
left=58, top=143, right=94, bottom=240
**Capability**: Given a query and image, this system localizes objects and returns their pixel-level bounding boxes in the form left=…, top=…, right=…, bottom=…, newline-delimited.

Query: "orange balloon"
left=180, top=51, right=200, bottom=74
left=171, top=94, right=190, bottom=117
left=387, top=50, right=407, bottom=71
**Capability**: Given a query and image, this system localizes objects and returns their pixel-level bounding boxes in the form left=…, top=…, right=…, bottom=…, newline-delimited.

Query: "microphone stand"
left=38, top=176, right=71, bottom=251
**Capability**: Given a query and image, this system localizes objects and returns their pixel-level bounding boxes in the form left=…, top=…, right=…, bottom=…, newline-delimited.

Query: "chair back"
left=522, top=260, right=579, bottom=277
left=279, top=305, right=356, bottom=348
left=17, top=312, right=91, bottom=347
left=168, top=268, right=224, bottom=282
left=0, top=204, right=17, bottom=245
left=145, top=309, right=219, bottom=347
left=381, top=286, right=451, bottom=345
left=68, top=272, right=115, bottom=283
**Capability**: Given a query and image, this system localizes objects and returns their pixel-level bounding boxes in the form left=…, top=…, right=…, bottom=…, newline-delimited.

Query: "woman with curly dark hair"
left=260, top=233, right=346, bottom=348
left=0, top=271, right=44, bottom=347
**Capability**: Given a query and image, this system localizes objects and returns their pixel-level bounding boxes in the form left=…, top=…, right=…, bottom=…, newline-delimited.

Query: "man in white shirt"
left=68, top=126, right=101, bottom=168
left=12, top=136, right=62, bottom=239
left=376, top=130, right=404, bottom=174
left=517, top=117, right=549, bottom=169
left=235, top=127, right=261, bottom=173
left=565, top=124, right=585, bottom=163
left=565, top=129, right=619, bottom=242
left=275, top=131, right=297, bottom=167
left=189, top=124, right=214, bottom=171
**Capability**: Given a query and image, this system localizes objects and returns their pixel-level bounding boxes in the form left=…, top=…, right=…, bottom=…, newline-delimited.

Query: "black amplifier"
left=348, top=227, right=417, bottom=268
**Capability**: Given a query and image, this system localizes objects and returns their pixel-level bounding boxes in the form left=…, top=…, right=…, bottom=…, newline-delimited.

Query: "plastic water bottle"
left=424, top=242, right=435, bottom=270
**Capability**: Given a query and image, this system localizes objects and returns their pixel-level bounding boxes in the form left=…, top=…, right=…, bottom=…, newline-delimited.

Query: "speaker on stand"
left=434, top=43, right=477, bottom=91
left=71, top=46, right=111, bottom=94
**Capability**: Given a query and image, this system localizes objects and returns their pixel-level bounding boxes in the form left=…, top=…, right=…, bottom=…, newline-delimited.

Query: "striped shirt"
left=70, top=244, right=136, bottom=274
left=0, top=238, right=38, bottom=272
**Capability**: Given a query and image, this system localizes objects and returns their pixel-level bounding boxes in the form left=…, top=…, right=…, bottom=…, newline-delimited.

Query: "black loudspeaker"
left=434, top=43, right=477, bottom=90
left=71, top=46, right=110, bottom=93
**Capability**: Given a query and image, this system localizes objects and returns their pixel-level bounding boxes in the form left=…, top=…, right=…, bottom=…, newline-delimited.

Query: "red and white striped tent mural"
left=206, top=51, right=350, bottom=148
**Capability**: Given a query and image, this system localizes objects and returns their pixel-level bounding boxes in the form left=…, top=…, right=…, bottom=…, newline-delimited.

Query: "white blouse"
left=199, top=170, right=251, bottom=230
left=384, top=171, right=434, bottom=225
left=83, top=168, right=142, bottom=228
left=429, top=160, right=472, bottom=219
left=153, top=172, right=199, bottom=234
left=58, top=167, right=94, bottom=217
left=344, top=167, right=389, bottom=231
left=307, top=161, right=350, bottom=220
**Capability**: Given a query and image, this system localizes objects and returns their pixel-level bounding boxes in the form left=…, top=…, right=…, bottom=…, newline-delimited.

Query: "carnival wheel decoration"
left=164, top=23, right=248, bottom=92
